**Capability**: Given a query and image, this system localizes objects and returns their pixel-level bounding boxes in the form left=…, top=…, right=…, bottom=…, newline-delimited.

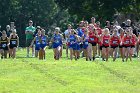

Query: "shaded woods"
left=0, top=0, right=140, bottom=46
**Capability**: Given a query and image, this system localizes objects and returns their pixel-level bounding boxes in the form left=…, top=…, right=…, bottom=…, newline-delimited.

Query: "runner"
left=88, top=24, right=98, bottom=61
left=9, top=29, right=19, bottom=58
left=96, top=21, right=102, bottom=57
left=82, top=28, right=89, bottom=61
left=30, top=27, right=42, bottom=59
left=0, top=30, right=9, bottom=59
left=138, top=33, right=140, bottom=57
left=64, top=24, right=72, bottom=58
left=51, top=27, right=63, bottom=60
left=68, top=29, right=79, bottom=60
left=121, top=28, right=131, bottom=62
left=130, top=27, right=137, bottom=60
left=77, top=21, right=84, bottom=58
left=119, top=28, right=125, bottom=60
left=101, top=28, right=110, bottom=61
left=40, top=29, right=48, bottom=59
left=110, top=29, right=120, bottom=61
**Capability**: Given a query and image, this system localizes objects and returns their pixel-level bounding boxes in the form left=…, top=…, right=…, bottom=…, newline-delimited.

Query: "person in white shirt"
left=64, top=24, right=72, bottom=58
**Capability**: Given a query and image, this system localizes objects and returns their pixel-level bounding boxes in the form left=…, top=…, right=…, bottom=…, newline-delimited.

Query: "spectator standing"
left=25, top=20, right=36, bottom=57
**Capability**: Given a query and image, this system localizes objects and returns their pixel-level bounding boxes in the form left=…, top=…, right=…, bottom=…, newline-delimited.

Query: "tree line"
left=0, top=0, right=140, bottom=46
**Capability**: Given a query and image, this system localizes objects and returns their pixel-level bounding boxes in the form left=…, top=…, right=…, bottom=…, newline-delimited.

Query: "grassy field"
left=0, top=48, right=140, bottom=93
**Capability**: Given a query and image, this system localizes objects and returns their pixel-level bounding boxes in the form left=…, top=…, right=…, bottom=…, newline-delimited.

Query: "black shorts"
left=123, top=46, right=130, bottom=48
left=9, top=45, right=17, bottom=49
left=1, top=47, right=8, bottom=51
left=80, top=44, right=83, bottom=49
left=89, top=42, right=97, bottom=46
left=131, top=45, right=135, bottom=48
left=110, top=46, right=118, bottom=49
left=119, top=45, right=124, bottom=48
left=102, top=45, right=109, bottom=48
left=100, top=46, right=102, bottom=50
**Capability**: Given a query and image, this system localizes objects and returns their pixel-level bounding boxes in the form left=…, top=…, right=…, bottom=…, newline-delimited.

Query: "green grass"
left=0, top=48, right=140, bottom=93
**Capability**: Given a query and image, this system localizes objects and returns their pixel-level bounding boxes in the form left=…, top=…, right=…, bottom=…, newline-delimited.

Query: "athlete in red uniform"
left=138, top=33, right=140, bottom=57
left=119, top=28, right=124, bottom=60
left=121, top=28, right=131, bottom=62
left=88, top=24, right=98, bottom=61
left=96, top=21, right=102, bottom=57
left=110, top=29, right=120, bottom=61
left=130, top=29, right=137, bottom=60
left=101, top=28, right=110, bottom=61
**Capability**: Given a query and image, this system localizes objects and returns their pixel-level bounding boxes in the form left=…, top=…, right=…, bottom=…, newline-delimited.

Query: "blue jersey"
left=83, top=35, right=89, bottom=49
left=69, top=35, right=76, bottom=44
left=35, top=36, right=41, bottom=50
left=52, top=34, right=62, bottom=48
left=83, top=35, right=89, bottom=44
left=41, top=35, right=47, bottom=45
left=77, top=28, right=84, bottom=37
left=35, top=36, right=41, bottom=46
left=69, top=35, right=77, bottom=50
left=40, top=35, right=47, bottom=49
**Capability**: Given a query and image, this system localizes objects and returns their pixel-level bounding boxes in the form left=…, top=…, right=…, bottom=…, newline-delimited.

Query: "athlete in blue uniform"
left=51, top=27, right=63, bottom=60
left=68, top=29, right=79, bottom=60
left=30, top=28, right=42, bottom=58
left=82, top=28, right=89, bottom=61
left=40, top=29, right=48, bottom=59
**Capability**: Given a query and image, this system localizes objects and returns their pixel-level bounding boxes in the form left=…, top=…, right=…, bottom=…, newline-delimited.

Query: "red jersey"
left=110, top=35, right=120, bottom=46
left=102, top=35, right=110, bottom=46
left=122, top=35, right=131, bottom=46
left=88, top=32, right=98, bottom=43
left=130, top=34, right=137, bottom=46
left=96, top=27, right=102, bottom=35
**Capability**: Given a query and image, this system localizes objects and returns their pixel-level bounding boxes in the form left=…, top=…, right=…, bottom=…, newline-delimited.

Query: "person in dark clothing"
left=6, top=25, right=12, bottom=37
left=0, top=26, right=2, bottom=37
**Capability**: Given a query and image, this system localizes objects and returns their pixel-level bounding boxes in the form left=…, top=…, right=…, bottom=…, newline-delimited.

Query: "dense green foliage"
left=55, top=0, right=140, bottom=21
left=0, top=0, right=74, bottom=46
left=0, top=0, right=140, bottom=46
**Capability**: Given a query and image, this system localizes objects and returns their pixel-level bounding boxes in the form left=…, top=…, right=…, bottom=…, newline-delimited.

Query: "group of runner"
left=52, top=17, right=140, bottom=61
left=0, top=22, right=19, bottom=59
left=0, top=18, right=140, bottom=61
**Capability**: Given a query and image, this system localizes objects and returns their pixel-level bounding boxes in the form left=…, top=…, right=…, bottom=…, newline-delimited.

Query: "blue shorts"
left=35, top=44, right=40, bottom=50
left=83, top=44, right=88, bottom=49
left=76, top=43, right=80, bottom=50
left=40, top=44, right=47, bottom=49
left=69, top=43, right=77, bottom=50
left=52, top=43, right=60, bottom=48
left=35, top=47, right=40, bottom=51
left=83, top=42, right=88, bottom=49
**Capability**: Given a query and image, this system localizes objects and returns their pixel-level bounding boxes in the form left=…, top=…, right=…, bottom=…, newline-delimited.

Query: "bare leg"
left=12, top=47, right=16, bottom=58
left=102, top=48, right=106, bottom=61
left=113, top=48, right=118, bottom=61
left=106, top=48, right=109, bottom=61
left=27, top=47, right=30, bottom=57
left=70, top=48, right=73, bottom=60
left=66, top=46, right=68, bottom=58
left=4, top=50, right=8, bottom=58
left=32, top=46, right=35, bottom=57
left=88, top=43, right=92, bottom=60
